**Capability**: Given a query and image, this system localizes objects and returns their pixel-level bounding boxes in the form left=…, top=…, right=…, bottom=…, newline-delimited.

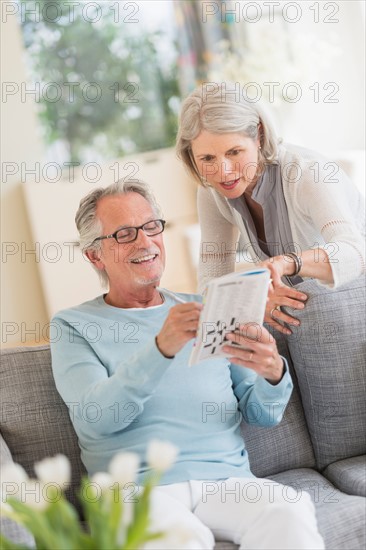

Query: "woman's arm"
left=261, top=154, right=365, bottom=333
left=283, top=152, right=365, bottom=287
left=197, top=186, right=239, bottom=293
left=263, top=249, right=332, bottom=287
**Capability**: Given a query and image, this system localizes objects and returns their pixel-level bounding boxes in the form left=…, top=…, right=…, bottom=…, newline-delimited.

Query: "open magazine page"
left=189, top=268, right=271, bottom=366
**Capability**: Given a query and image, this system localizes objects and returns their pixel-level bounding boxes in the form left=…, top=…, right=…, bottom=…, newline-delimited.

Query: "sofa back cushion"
left=284, top=275, right=366, bottom=470
left=241, top=333, right=316, bottom=477
left=0, top=346, right=86, bottom=511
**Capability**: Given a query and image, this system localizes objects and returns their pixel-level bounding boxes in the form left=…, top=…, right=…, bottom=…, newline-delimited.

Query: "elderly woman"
left=176, top=83, right=365, bottom=334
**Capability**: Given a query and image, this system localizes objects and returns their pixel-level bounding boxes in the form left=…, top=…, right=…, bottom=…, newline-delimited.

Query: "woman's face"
left=190, top=130, right=261, bottom=199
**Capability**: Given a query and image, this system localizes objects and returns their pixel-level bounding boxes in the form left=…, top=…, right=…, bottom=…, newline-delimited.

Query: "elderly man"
left=50, top=179, right=324, bottom=549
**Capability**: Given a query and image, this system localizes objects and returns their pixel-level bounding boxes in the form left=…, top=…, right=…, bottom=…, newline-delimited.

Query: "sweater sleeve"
left=50, top=316, right=172, bottom=437
left=284, top=151, right=365, bottom=288
left=197, top=185, right=239, bottom=293
left=229, top=359, right=293, bottom=427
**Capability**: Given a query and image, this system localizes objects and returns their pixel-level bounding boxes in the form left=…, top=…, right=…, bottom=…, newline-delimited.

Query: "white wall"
left=275, top=0, right=365, bottom=153
left=277, top=0, right=365, bottom=194
left=1, top=12, right=49, bottom=347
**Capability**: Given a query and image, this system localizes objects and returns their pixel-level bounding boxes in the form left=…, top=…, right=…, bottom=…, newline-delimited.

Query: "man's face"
left=92, top=192, right=166, bottom=294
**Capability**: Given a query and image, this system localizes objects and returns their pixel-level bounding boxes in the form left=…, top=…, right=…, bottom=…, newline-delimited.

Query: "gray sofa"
left=1, top=276, right=365, bottom=549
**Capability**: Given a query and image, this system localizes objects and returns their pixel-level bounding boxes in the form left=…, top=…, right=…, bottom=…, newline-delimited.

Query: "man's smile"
left=130, top=253, right=158, bottom=264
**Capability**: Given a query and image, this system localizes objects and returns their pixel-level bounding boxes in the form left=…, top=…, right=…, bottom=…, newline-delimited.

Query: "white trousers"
left=144, top=477, right=325, bottom=550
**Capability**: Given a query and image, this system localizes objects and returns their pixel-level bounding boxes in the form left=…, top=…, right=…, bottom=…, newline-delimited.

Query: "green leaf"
left=124, top=473, right=162, bottom=549
left=4, top=499, right=59, bottom=549
left=105, top=486, right=122, bottom=546
left=78, top=479, right=113, bottom=549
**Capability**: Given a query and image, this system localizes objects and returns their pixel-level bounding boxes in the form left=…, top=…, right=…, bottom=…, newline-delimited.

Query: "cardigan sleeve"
left=285, top=152, right=365, bottom=288
left=197, top=185, right=239, bottom=293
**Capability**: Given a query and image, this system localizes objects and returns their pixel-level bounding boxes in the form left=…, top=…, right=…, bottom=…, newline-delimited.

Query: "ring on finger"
left=270, top=305, right=281, bottom=320
left=247, top=352, right=254, bottom=362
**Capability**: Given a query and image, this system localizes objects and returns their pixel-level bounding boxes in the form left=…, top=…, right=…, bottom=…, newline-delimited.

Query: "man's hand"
left=222, top=323, right=284, bottom=384
left=156, top=302, right=203, bottom=358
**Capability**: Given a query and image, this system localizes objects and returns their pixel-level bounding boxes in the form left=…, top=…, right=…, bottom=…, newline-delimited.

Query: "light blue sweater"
left=50, top=289, right=293, bottom=483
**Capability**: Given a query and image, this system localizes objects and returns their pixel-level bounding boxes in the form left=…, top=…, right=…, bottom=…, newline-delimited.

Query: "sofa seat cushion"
left=323, top=455, right=366, bottom=497
left=0, top=346, right=87, bottom=513
left=0, top=517, right=35, bottom=548
left=282, top=276, right=366, bottom=470
left=270, top=468, right=366, bottom=550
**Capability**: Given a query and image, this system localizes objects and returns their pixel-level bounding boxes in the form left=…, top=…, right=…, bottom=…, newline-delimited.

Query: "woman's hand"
left=265, top=282, right=307, bottom=335
left=260, top=255, right=297, bottom=286
left=259, top=256, right=308, bottom=335
left=222, top=324, right=284, bottom=384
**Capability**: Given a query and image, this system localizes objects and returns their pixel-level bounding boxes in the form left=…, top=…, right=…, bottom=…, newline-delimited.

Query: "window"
left=18, top=0, right=180, bottom=164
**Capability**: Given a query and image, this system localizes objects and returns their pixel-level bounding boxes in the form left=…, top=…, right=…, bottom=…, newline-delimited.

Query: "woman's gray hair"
left=75, top=178, right=162, bottom=288
left=176, top=82, right=279, bottom=184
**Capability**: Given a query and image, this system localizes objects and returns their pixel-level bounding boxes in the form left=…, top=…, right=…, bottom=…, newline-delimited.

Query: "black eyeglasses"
left=92, top=219, right=166, bottom=245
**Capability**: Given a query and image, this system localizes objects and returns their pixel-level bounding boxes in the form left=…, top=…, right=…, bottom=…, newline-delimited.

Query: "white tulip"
left=1, top=462, right=29, bottom=502
left=108, top=452, right=139, bottom=486
left=1, top=462, right=29, bottom=485
left=146, top=440, right=179, bottom=472
left=90, top=472, right=113, bottom=493
left=34, top=454, right=71, bottom=489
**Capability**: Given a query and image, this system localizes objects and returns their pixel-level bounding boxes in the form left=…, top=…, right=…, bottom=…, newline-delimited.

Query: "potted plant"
left=1, top=439, right=192, bottom=549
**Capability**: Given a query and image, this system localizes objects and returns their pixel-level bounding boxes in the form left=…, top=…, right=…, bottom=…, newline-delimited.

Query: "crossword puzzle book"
left=189, top=267, right=271, bottom=366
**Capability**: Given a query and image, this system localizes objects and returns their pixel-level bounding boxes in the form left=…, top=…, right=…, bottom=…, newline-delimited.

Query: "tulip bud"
left=1, top=462, right=29, bottom=485
left=109, top=452, right=139, bottom=486
left=1, top=462, right=29, bottom=502
left=34, top=454, right=71, bottom=489
left=90, top=472, right=113, bottom=493
left=146, top=440, right=178, bottom=472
